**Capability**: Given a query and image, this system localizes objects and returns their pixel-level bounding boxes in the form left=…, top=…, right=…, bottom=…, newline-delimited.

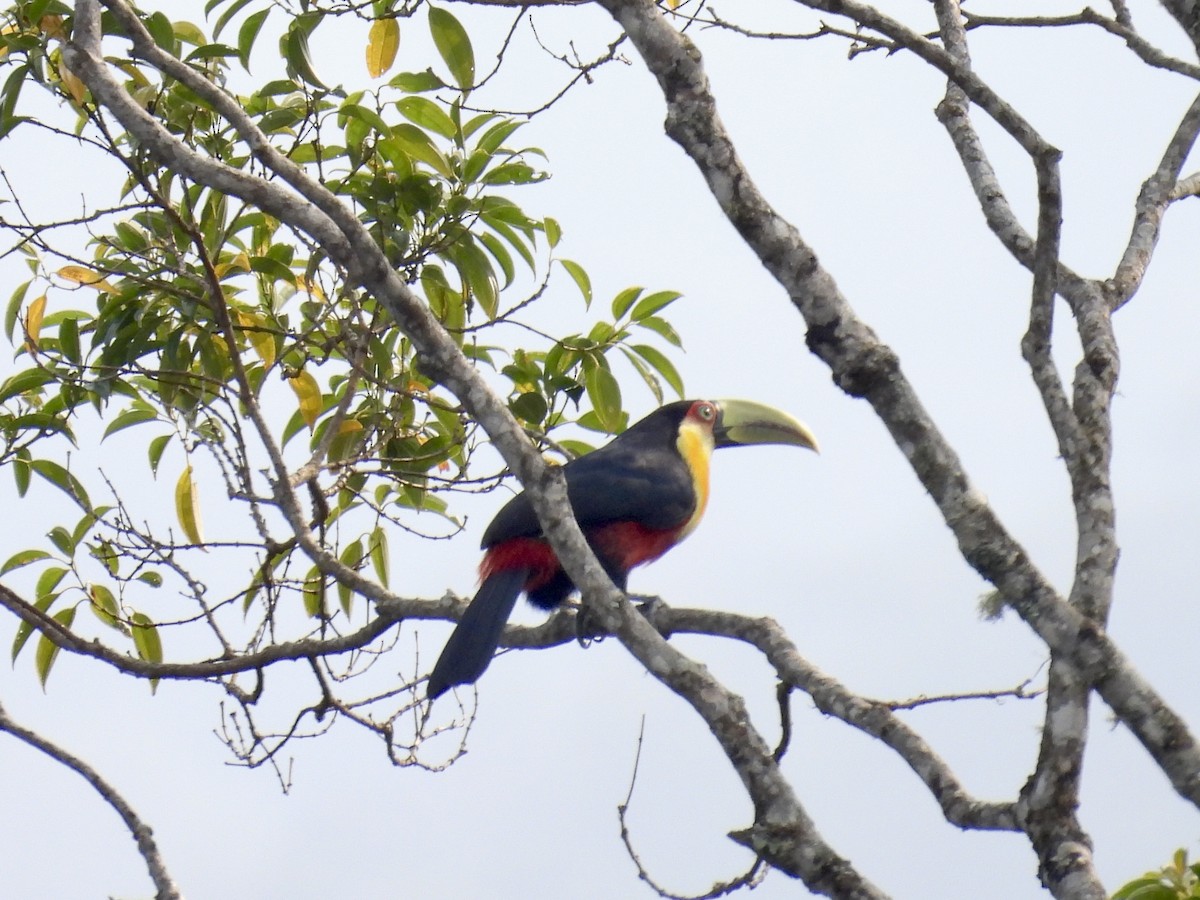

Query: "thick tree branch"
left=425, top=599, right=1019, bottom=833
left=596, top=0, right=1200, bottom=817
left=0, top=580, right=404, bottom=679
left=1156, top=0, right=1200, bottom=54
left=930, top=6, right=1104, bottom=897
left=66, top=4, right=886, bottom=894
left=1110, top=90, right=1200, bottom=308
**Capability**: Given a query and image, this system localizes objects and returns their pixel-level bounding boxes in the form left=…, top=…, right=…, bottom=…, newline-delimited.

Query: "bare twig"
left=617, top=718, right=769, bottom=900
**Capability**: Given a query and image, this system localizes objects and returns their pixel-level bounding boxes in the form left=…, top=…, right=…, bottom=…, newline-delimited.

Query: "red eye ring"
left=696, top=402, right=715, bottom=421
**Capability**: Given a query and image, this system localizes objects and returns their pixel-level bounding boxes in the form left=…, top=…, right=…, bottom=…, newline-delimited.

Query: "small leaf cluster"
left=2, top=505, right=164, bottom=688
left=1114, top=850, right=1200, bottom=900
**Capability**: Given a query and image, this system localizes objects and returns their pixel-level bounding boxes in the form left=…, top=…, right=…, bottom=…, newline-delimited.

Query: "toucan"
left=426, top=398, right=819, bottom=700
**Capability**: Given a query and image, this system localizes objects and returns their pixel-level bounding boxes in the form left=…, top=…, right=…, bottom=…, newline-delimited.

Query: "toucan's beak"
left=712, top=399, right=820, bottom=453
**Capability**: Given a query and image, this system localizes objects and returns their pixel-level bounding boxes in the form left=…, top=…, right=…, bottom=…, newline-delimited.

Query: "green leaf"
left=148, top=433, right=172, bottom=477
left=143, top=12, right=178, bottom=54
left=130, top=612, right=163, bottom=691
left=340, top=100, right=392, bottom=138
left=174, top=20, right=209, bottom=47
left=90, top=539, right=119, bottom=577
left=631, top=289, right=683, bottom=321
left=0, top=549, right=50, bottom=576
left=390, top=124, right=453, bottom=177
left=281, top=15, right=328, bottom=90
left=35, top=607, right=76, bottom=688
left=102, top=407, right=159, bottom=440
left=451, top=238, right=499, bottom=319
left=9, top=413, right=78, bottom=447
left=369, top=526, right=389, bottom=587
left=4, top=280, right=30, bottom=343
left=237, top=7, right=272, bottom=71
left=13, top=452, right=30, bottom=497
left=337, top=540, right=364, bottom=617
left=510, top=391, right=547, bottom=425
left=302, top=566, right=325, bottom=618
left=558, top=259, right=592, bottom=307
left=137, top=571, right=164, bottom=588
left=621, top=347, right=664, bottom=406
left=611, top=286, right=643, bottom=320
left=58, top=315, right=81, bottom=362
left=366, top=17, right=401, bottom=78
left=396, top=96, right=457, bottom=140
left=389, top=69, right=446, bottom=93
left=585, top=365, right=623, bottom=433
left=482, top=216, right=535, bottom=271
left=637, top=315, right=684, bottom=348
left=0, top=366, right=54, bottom=405
left=428, top=6, right=475, bottom=91
left=542, top=216, right=562, bottom=248
left=47, top=526, right=74, bottom=557
left=479, top=232, right=516, bottom=288
left=12, top=591, right=58, bottom=664
left=481, top=163, right=543, bottom=185
left=631, top=344, right=685, bottom=397
left=87, top=583, right=123, bottom=630
left=474, top=119, right=523, bottom=158
left=212, top=0, right=255, bottom=39
left=30, top=459, right=91, bottom=511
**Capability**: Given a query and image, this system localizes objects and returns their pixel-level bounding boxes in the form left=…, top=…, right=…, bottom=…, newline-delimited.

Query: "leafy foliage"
left=0, top=1, right=685, bottom=716
left=1114, top=850, right=1200, bottom=900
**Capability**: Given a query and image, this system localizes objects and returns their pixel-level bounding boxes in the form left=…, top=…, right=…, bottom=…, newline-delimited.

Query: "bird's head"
left=681, top=398, right=820, bottom=453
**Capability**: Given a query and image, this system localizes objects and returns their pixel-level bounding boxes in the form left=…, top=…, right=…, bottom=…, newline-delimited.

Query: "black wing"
left=481, top=441, right=696, bottom=548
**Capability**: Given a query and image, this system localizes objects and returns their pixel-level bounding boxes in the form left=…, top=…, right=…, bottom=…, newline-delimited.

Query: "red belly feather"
left=480, top=521, right=683, bottom=592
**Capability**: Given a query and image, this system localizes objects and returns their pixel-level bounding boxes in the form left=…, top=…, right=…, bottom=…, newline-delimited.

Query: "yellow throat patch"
left=674, top=419, right=715, bottom=541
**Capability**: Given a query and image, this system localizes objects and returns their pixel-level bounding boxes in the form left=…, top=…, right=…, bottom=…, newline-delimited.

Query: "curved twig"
left=0, top=699, right=183, bottom=900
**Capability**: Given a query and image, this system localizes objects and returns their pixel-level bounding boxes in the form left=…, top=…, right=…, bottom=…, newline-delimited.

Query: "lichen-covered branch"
left=0, top=699, right=183, bottom=900
left=595, top=0, right=1200, bottom=817
left=66, top=2, right=887, bottom=894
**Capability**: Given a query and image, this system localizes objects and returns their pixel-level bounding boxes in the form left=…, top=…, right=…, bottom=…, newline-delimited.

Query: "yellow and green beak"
left=712, top=399, right=820, bottom=453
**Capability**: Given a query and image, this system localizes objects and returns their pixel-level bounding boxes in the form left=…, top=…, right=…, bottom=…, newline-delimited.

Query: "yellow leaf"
left=298, top=278, right=326, bottom=301
left=39, top=15, right=66, bottom=40
left=215, top=251, right=251, bottom=278
left=23, top=294, right=46, bottom=350
left=235, top=310, right=276, bottom=369
left=366, top=18, right=400, bottom=78
left=337, top=419, right=363, bottom=435
left=0, top=24, right=19, bottom=59
left=175, top=466, right=204, bottom=545
left=288, top=370, right=322, bottom=430
left=56, top=265, right=117, bottom=293
left=58, top=60, right=86, bottom=105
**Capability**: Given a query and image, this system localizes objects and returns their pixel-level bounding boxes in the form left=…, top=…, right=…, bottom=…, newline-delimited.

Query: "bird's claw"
left=574, top=603, right=607, bottom=647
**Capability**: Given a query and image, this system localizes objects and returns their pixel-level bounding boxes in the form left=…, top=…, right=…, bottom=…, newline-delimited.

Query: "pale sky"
left=2, top=1, right=1199, bottom=898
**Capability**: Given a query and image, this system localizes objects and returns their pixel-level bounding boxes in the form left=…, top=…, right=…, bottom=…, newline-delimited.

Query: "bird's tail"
left=427, top=566, right=529, bottom=700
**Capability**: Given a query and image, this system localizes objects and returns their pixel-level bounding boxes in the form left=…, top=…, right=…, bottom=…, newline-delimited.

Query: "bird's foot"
left=574, top=594, right=666, bottom=646
left=629, top=594, right=664, bottom=616
left=574, top=602, right=608, bottom=647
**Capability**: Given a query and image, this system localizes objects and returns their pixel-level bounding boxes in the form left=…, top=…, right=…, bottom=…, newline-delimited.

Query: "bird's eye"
left=697, top=402, right=715, bottom=420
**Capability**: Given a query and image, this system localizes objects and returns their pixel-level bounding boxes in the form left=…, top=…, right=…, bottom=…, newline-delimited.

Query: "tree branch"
left=66, top=4, right=888, bottom=894
left=595, top=0, right=1200, bottom=816
left=0, top=699, right=183, bottom=900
